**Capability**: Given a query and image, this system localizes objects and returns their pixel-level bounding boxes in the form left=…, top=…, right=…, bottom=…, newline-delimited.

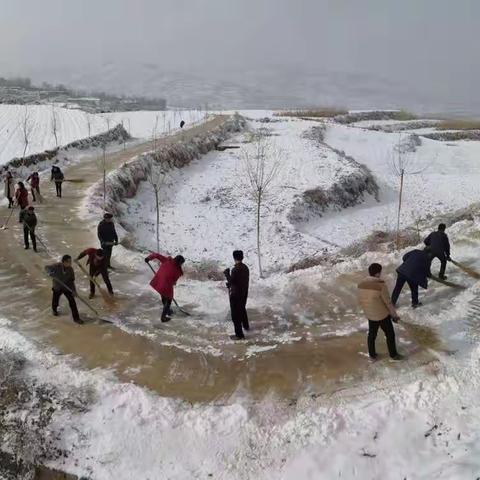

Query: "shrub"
left=276, top=108, right=348, bottom=119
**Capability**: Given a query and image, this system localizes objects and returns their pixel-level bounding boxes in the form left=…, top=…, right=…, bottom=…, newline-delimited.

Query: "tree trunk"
left=154, top=187, right=160, bottom=252
left=256, top=198, right=263, bottom=278
left=396, top=169, right=404, bottom=249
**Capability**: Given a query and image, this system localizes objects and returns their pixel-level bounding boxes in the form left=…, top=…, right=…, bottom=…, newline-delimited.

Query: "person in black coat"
left=21, top=205, right=37, bottom=251
left=51, top=165, right=65, bottom=198
left=391, top=248, right=430, bottom=308
left=424, top=223, right=451, bottom=279
left=97, top=213, right=118, bottom=268
left=45, top=255, right=83, bottom=324
left=224, top=250, right=250, bottom=340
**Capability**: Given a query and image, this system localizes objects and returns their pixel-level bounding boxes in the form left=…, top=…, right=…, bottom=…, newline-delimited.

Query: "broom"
left=451, top=259, right=480, bottom=279
left=75, top=260, right=115, bottom=305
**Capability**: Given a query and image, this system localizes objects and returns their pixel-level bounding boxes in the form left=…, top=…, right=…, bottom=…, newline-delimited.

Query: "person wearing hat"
left=21, top=205, right=37, bottom=251
left=97, top=213, right=118, bottom=269
left=145, top=252, right=185, bottom=322
left=76, top=247, right=114, bottom=299
left=26, top=171, right=41, bottom=202
left=224, top=250, right=250, bottom=340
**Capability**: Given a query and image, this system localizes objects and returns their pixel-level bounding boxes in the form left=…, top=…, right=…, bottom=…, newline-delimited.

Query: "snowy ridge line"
left=87, top=114, right=246, bottom=224
left=0, top=123, right=130, bottom=174
left=288, top=126, right=380, bottom=224
left=421, top=130, right=480, bottom=141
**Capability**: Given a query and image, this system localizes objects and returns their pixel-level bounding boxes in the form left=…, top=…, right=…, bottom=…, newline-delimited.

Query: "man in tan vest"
left=358, top=263, right=403, bottom=361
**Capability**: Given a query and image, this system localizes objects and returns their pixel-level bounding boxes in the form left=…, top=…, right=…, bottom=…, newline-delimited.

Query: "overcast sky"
left=0, top=0, right=478, bottom=111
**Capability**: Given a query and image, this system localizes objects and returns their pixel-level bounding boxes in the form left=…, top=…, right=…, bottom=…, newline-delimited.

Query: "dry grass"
left=276, top=108, right=348, bottom=119
left=437, top=119, right=480, bottom=131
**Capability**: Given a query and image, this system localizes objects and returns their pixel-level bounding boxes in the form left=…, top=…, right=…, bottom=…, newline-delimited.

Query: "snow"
left=123, top=116, right=369, bottom=274
left=3, top=109, right=480, bottom=478
left=3, top=217, right=480, bottom=479
left=0, top=104, right=205, bottom=166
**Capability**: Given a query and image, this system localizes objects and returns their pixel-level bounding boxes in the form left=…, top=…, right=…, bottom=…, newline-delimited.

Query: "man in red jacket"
left=76, top=248, right=114, bottom=299
left=145, top=252, right=185, bottom=322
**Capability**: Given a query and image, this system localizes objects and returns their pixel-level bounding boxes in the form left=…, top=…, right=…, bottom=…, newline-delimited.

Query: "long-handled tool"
left=451, top=259, right=480, bottom=280
left=1, top=205, right=17, bottom=230
left=146, top=261, right=191, bottom=316
left=75, top=260, right=115, bottom=305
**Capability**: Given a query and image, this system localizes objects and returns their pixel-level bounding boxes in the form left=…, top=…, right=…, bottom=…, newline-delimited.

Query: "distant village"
left=0, top=76, right=167, bottom=113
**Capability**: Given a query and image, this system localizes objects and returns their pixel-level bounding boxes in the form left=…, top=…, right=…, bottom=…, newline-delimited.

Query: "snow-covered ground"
left=3, top=216, right=480, bottom=479
left=0, top=104, right=204, bottom=165
left=124, top=112, right=480, bottom=275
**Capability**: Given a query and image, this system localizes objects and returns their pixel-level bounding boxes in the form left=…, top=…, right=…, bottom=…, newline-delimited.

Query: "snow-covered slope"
left=0, top=104, right=204, bottom=165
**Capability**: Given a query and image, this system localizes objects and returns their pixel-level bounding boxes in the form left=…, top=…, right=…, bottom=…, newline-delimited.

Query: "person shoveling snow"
left=358, top=263, right=403, bottom=361
left=424, top=223, right=451, bottom=280
left=145, top=252, right=185, bottom=323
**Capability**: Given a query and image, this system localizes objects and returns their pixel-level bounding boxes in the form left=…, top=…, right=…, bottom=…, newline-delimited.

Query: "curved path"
left=0, top=117, right=453, bottom=403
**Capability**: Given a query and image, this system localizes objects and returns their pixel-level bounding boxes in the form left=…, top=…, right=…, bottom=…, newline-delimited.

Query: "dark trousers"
left=101, top=243, right=113, bottom=267
left=391, top=273, right=419, bottom=306
left=55, top=181, right=62, bottom=197
left=161, top=295, right=173, bottom=320
left=52, top=288, right=80, bottom=321
left=428, top=253, right=447, bottom=277
left=230, top=297, right=249, bottom=338
left=7, top=196, right=13, bottom=208
left=368, top=316, right=398, bottom=358
left=31, top=186, right=40, bottom=202
left=90, top=266, right=113, bottom=295
left=23, top=225, right=36, bottom=250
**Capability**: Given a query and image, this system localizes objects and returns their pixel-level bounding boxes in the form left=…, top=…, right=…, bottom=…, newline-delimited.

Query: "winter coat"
left=97, top=220, right=118, bottom=244
left=3, top=173, right=14, bottom=198
left=424, top=231, right=450, bottom=257
left=21, top=210, right=37, bottom=230
left=146, top=253, right=183, bottom=300
left=357, top=277, right=393, bottom=321
left=15, top=187, right=29, bottom=209
left=45, top=263, right=76, bottom=292
left=51, top=167, right=64, bottom=182
left=27, top=173, right=40, bottom=188
left=227, top=262, right=249, bottom=302
left=396, top=249, right=430, bottom=289
left=78, top=248, right=108, bottom=273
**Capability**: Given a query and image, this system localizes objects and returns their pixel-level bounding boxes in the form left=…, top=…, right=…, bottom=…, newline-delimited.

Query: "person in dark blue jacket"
left=424, top=223, right=451, bottom=279
left=391, top=248, right=430, bottom=308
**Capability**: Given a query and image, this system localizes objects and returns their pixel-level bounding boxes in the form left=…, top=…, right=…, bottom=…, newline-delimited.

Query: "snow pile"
left=0, top=123, right=129, bottom=173
left=87, top=114, right=246, bottom=219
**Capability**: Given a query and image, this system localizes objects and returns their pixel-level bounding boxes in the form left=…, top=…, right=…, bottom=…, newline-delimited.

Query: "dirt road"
left=0, top=117, right=444, bottom=403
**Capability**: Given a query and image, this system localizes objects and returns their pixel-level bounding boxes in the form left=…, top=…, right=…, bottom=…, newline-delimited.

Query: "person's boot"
left=412, top=302, right=423, bottom=309
left=390, top=354, right=405, bottom=361
left=74, top=318, right=85, bottom=325
left=229, top=334, right=245, bottom=341
left=161, top=316, right=171, bottom=323
left=439, top=275, right=447, bottom=280
left=24, top=245, right=29, bottom=250
left=89, top=293, right=95, bottom=299
left=52, top=310, right=59, bottom=316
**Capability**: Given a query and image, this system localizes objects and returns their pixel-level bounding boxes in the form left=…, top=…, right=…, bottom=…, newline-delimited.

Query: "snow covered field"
left=0, top=104, right=204, bottom=165
left=124, top=112, right=480, bottom=274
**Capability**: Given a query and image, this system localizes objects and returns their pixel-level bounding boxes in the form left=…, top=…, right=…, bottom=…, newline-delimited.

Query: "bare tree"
left=20, top=105, right=33, bottom=163
left=85, top=111, right=92, bottom=137
left=51, top=105, right=59, bottom=147
left=242, top=131, right=281, bottom=278
left=152, top=115, right=159, bottom=150
left=146, top=161, right=167, bottom=252
left=390, top=134, right=425, bottom=249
